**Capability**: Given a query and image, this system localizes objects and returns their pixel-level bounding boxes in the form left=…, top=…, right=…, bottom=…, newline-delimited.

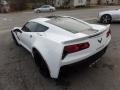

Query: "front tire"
left=100, top=14, right=112, bottom=24
left=33, top=49, right=50, bottom=78
left=50, top=9, right=53, bottom=12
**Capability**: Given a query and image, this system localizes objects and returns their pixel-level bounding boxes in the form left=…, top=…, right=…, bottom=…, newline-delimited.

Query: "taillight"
left=106, top=29, right=111, bottom=37
left=62, top=42, right=90, bottom=59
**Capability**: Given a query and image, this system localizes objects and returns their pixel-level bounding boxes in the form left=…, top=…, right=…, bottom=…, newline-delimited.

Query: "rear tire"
left=33, top=49, right=50, bottom=78
left=100, top=14, right=112, bottom=24
left=36, top=10, right=41, bottom=13
left=11, top=31, right=20, bottom=46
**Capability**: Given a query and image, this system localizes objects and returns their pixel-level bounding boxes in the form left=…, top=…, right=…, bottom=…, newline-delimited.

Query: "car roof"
left=29, top=16, right=89, bottom=28
left=41, top=5, right=51, bottom=7
left=30, top=16, right=65, bottom=24
left=30, top=18, right=50, bottom=22
left=29, top=16, right=71, bottom=30
left=30, top=16, right=70, bottom=22
left=29, top=16, right=91, bottom=33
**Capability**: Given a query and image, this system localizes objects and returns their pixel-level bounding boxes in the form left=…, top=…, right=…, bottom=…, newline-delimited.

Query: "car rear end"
left=61, top=25, right=111, bottom=66
left=45, top=16, right=111, bottom=78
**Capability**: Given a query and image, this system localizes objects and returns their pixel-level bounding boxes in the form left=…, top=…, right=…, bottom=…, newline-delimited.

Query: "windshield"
left=46, top=17, right=91, bottom=34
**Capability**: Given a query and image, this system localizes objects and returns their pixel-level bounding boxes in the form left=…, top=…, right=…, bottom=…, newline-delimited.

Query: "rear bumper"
left=61, top=46, right=108, bottom=68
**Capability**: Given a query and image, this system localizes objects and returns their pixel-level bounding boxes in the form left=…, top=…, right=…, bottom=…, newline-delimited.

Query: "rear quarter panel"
left=33, top=36, right=64, bottom=78
left=61, top=25, right=111, bottom=66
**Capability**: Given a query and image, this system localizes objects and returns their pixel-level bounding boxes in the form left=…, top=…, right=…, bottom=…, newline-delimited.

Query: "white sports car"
left=34, top=5, right=56, bottom=13
left=11, top=16, right=111, bottom=79
left=98, top=9, right=120, bottom=24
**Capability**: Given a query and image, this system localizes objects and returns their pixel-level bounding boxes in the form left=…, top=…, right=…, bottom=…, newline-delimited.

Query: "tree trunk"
left=97, top=0, right=101, bottom=5
left=87, top=0, right=91, bottom=6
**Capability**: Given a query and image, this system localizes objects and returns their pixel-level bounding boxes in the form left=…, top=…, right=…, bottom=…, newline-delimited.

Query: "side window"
left=22, top=22, right=48, bottom=32
left=43, top=5, right=49, bottom=8
left=42, top=6, right=47, bottom=8
left=22, top=22, right=37, bottom=32
left=35, top=23, right=48, bottom=32
left=22, top=23, right=31, bottom=32
left=46, top=6, right=49, bottom=8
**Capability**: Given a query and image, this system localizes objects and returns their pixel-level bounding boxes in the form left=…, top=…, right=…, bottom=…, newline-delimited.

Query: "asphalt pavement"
left=0, top=6, right=120, bottom=90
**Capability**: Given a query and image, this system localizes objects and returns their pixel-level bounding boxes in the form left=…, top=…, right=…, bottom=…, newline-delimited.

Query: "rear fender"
left=32, top=38, right=64, bottom=78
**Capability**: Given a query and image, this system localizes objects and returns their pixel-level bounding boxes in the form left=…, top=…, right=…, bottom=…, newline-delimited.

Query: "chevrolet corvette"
left=11, top=16, right=111, bottom=79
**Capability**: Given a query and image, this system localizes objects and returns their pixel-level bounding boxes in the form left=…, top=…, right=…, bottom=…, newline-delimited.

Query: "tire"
left=100, top=14, right=112, bottom=24
left=36, top=10, right=41, bottom=13
left=50, top=9, right=53, bottom=12
left=11, top=31, right=20, bottom=46
left=33, top=49, right=50, bottom=78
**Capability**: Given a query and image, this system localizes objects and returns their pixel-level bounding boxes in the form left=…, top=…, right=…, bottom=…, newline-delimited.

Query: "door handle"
left=39, top=34, right=43, bottom=36
left=30, top=35, right=32, bottom=38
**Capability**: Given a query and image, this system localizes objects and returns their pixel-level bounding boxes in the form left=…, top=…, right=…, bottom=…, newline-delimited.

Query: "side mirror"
left=14, top=29, right=22, bottom=33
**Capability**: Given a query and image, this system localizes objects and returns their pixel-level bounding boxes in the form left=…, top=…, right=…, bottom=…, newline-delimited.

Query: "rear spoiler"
left=62, top=24, right=110, bottom=45
left=89, top=24, right=110, bottom=38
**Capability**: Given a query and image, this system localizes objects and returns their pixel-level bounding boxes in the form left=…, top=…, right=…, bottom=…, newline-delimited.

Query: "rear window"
left=46, top=17, right=91, bottom=33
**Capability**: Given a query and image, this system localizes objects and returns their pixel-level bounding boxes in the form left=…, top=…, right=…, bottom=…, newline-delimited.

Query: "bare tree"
left=97, top=0, right=101, bottom=5
left=86, top=0, right=91, bottom=6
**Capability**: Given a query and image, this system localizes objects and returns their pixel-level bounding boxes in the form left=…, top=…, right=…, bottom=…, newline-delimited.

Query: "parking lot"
left=0, top=6, right=120, bottom=90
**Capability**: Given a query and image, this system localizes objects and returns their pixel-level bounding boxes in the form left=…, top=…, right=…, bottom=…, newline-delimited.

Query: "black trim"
left=13, top=30, right=20, bottom=40
left=62, top=51, right=68, bottom=60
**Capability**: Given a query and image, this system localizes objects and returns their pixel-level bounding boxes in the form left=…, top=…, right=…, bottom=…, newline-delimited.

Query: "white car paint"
left=11, top=16, right=111, bottom=78
left=98, top=9, right=120, bottom=22
left=34, top=5, right=56, bottom=12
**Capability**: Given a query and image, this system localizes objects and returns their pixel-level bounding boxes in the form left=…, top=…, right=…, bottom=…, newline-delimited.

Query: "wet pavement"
left=0, top=6, right=120, bottom=90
